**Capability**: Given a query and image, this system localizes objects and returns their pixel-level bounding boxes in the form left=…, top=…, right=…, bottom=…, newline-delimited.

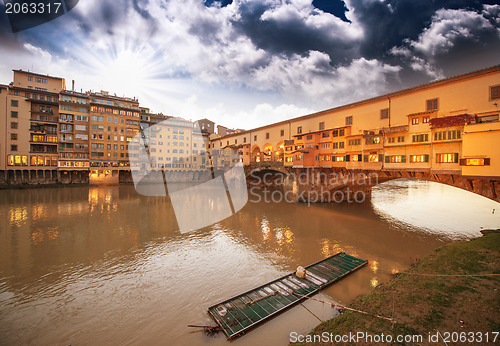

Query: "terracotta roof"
left=430, top=114, right=475, bottom=128
left=406, top=110, right=436, bottom=117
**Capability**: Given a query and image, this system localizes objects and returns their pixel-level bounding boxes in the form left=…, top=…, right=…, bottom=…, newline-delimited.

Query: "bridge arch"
left=287, top=168, right=500, bottom=203
left=262, top=143, right=273, bottom=161
left=251, top=145, right=261, bottom=162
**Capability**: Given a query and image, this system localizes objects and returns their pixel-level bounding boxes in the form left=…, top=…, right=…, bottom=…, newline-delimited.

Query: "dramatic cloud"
left=0, top=0, right=498, bottom=128
left=390, top=4, right=500, bottom=79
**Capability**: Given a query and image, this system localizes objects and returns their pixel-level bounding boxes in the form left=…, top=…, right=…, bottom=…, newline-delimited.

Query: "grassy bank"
left=295, top=230, right=500, bottom=345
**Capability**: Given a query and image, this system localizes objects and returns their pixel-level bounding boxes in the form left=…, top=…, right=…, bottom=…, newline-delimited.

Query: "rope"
left=292, top=292, right=396, bottom=323
left=300, top=303, right=323, bottom=323
left=379, top=268, right=500, bottom=277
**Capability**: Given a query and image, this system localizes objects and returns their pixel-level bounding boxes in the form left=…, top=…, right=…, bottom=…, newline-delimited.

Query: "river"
left=0, top=179, right=499, bottom=345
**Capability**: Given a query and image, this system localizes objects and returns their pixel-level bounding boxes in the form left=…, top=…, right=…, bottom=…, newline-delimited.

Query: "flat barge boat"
left=207, top=252, right=368, bottom=339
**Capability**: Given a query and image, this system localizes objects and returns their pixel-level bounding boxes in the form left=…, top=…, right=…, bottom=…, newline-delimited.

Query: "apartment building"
left=58, top=90, right=91, bottom=173
left=88, top=91, right=140, bottom=169
left=0, top=70, right=65, bottom=183
left=140, top=117, right=208, bottom=171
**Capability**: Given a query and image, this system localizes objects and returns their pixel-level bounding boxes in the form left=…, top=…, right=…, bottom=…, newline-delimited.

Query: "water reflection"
left=372, top=179, right=500, bottom=238
left=0, top=179, right=498, bottom=345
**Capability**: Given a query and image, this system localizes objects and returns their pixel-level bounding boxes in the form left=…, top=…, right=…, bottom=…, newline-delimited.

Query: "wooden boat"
left=207, top=252, right=367, bottom=339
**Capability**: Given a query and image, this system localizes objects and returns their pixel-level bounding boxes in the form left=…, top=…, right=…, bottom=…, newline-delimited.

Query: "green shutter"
left=454, top=153, right=459, bottom=163
left=385, top=155, right=390, bottom=163
left=358, top=154, right=362, bottom=162
left=436, top=153, right=439, bottom=163
left=402, top=155, right=406, bottom=163
left=363, top=155, right=368, bottom=162
left=424, top=154, right=429, bottom=163
left=379, top=154, right=383, bottom=162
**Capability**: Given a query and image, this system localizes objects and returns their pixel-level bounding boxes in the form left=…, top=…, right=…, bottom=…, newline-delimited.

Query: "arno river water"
left=1, top=179, right=499, bottom=345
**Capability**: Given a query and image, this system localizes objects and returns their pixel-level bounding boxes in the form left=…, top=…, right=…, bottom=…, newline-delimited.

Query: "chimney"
left=72, top=80, right=75, bottom=91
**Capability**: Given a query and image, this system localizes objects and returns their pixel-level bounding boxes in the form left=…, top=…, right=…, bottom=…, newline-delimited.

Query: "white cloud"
left=251, top=53, right=401, bottom=105
left=411, top=8, right=492, bottom=56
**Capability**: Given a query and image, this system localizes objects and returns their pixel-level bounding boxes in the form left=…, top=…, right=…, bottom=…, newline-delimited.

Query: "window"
left=319, top=122, right=325, bottom=130
left=11, top=111, right=18, bottom=118
left=422, top=116, right=430, bottom=123
left=477, top=114, right=499, bottom=123
left=11, top=122, right=18, bottom=129
left=460, top=158, right=490, bottom=166
left=436, top=153, right=458, bottom=163
left=339, top=129, right=344, bottom=136
left=322, top=132, right=329, bottom=138
left=388, top=137, right=395, bottom=143
left=332, top=130, right=338, bottom=137
left=11, top=133, right=18, bottom=140
left=75, top=134, right=88, bottom=140
left=365, top=137, right=380, bottom=145
left=28, top=76, right=33, bottom=81
left=412, top=134, right=429, bottom=142
left=32, top=134, right=44, bottom=142
left=14, top=91, right=20, bottom=96
left=490, top=85, right=500, bottom=100
left=244, top=137, right=247, bottom=143
left=345, top=116, right=353, bottom=125
left=397, top=136, right=405, bottom=142
left=380, top=108, right=389, bottom=119
left=411, top=117, right=419, bottom=125
left=280, top=129, right=284, bottom=136
left=426, top=98, right=438, bottom=111
left=386, top=155, right=406, bottom=163
left=348, top=138, right=361, bottom=146
left=297, top=126, right=302, bottom=134
left=266, top=132, right=269, bottom=139
left=320, top=143, right=331, bottom=149
left=434, top=130, right=461, bottom=141
left=11, top=100, right=18, bottom=107
left=410, top=154, right=429, bottom=163
left=254, top=135, right=257, bottom=141
left=11, top=145, right=18, bottom=151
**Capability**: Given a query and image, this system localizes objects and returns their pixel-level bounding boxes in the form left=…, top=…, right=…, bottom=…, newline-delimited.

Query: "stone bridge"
left=244, top=162, right=500, bottom=203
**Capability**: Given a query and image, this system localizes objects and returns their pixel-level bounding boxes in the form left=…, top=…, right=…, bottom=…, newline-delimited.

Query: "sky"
left=0, top=0, right=499, bottom=130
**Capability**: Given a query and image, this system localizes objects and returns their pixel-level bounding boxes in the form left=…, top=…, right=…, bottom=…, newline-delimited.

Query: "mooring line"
left=293, top=292, right=395, bottom=323
left=300, top=303, right=323, bottom=323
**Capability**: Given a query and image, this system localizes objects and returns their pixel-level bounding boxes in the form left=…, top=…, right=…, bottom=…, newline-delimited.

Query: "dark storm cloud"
left=230, top=1, right=359, bottom=65
left=350, top=0, right=493, bottom=60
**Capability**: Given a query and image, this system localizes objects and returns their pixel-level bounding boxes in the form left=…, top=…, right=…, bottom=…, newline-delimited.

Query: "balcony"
left=380, top=125, right=409, bottom=134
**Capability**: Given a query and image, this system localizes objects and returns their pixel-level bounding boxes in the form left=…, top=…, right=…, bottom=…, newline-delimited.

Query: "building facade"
left=211, top=65, right=500, bottom=178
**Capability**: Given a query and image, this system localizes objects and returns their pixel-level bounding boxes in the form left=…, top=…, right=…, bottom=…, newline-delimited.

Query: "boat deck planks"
left=207, top=252, right=367, bottom=339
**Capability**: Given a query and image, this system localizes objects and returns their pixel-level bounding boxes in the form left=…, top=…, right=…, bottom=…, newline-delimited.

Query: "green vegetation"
left=293, top=230, right=500, bottom=345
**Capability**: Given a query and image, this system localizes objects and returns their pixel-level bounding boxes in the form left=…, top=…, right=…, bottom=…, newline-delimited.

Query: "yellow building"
left=210, top=65, right=500, bottom=177
left=88, top=91, right=141, bottom=170
left=1, top=70, right=65, bottom=183
left=58, top=90, right=91, bottom=171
